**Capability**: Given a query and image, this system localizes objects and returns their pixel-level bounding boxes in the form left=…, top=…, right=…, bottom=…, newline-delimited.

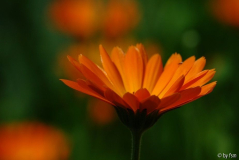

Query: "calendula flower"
left=57, top=41, right=159, bottom=126
left=60, top=44, right=216, bottom=160
left=211, top=0, right=239, bottom=27
left=0, top=122, right=70, bottom=160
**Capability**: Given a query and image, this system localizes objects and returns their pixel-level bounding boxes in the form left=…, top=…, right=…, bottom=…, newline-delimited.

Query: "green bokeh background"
left=0, top=0, right=238, bottom=159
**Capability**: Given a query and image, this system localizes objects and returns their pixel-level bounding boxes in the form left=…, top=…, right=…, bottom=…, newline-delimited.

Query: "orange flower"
left=61, top=44, right=216, bottom=131
left=0, top=122, right=70, bottom=160
left=102, top=0, right=140, bottom=39
left=57, top=42, right=159, bottom=126
left=211, top=0, right=239, bottom=27
left=49, top=0, right=101, bottom=38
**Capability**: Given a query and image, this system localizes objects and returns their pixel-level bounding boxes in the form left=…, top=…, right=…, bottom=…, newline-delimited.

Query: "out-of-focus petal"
left=88, top=99, right=116, bottom=126
left=0, top=122, right=70, bottom=160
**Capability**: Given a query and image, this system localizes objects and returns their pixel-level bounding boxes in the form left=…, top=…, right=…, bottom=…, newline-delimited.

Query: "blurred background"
left=0, top=0, right=238, bottom=159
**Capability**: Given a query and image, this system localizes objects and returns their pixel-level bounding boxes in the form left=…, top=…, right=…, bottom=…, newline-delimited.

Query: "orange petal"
left=61, top=79, right=83, bottom=92
left=99, top=45, right=126, bottom=96
left=143, top=54, right=163, bottom=93
left=77, top=79, right=112, bottom=103
left=123, top=93, right=140, bottom=111
left=176, top=82, right=217, bottom=107
left=164, top=53, right=182, bottom=70
left=104, top=89, right=130, bottom=109
left=136, top=44, right=148, bottom=73
left=160, top=56, right=195, bottom=97
left=79, top=64, right=107, bottom=91
left=161, top=86, right=201, bottom=112
left=141, top=96, right=160, bottom=113
left=152, top=53, right=182, bottom=96
left=79, top=54, right=114, bottom=89
left=60, top=79, right=114, bottom=105
left=83, top=79, right=104, bottom=96
left=199, top=81, right=217, bottom=96
left=111, top=47, right=129, bottom=91
left=190, top=69, right=216, bottom=87
left=67, top=55, right=81, bottom=72
left=157, top=93, right=181, bottom=110
left=181, top=70, right=208, bottom=90
left=134, top=88, right=151, bottom=102
left=172, top=56, right=195, bottom=79
left=124, top=46, right=143, bottom=93
left=159, top=75, right=185, bottom=98
left=185, top=56, right=206, bottom=81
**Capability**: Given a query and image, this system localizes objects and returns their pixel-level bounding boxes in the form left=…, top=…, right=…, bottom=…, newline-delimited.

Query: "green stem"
left=131, top=130, right=143, bottom=160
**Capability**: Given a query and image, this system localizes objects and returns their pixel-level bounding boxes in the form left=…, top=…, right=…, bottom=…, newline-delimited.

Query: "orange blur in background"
left=211, top=0, right=239, bottom=27
left=0, top=122, right=70, bottom=160
left=88, top=99, right=116, bottom=126
left=49, top=0, right=101, bottom=39
left=102, top=0, right=140, bottom=39
left=49, top=0, right=140, bottom=39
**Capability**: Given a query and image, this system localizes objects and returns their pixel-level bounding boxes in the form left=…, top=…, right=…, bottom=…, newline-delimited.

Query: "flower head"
left=61, top=44, right=216, bottom=131
left=0, top=122, right=70, bottom=160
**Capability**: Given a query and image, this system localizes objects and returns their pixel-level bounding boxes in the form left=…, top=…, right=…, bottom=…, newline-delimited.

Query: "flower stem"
left=131, top=130, right=143, bottom=160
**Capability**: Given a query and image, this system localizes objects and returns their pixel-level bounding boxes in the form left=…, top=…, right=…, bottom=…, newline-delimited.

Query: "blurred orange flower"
left=88, top=99, right=116, bottom=126
left=0, top=122, right=70, bottom=160
left=102, top=0, right=140, bottom=39
left=61, top=44, right=216, bottom=130
left=211, top=0, right=239, bottom=27
left=49, top=0, right=101, bottom=38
